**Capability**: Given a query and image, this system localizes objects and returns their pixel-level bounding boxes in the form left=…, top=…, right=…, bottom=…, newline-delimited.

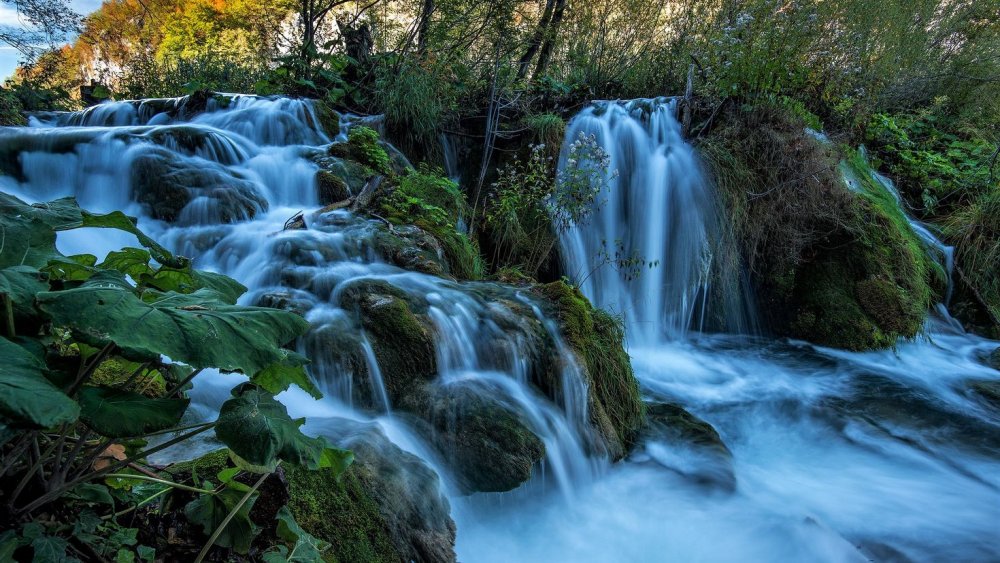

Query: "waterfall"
left=1, top=93, right=601, bottom=505
left=4, top=94, right=999, bottom=562
left=557, top=98, right=751, bottom=343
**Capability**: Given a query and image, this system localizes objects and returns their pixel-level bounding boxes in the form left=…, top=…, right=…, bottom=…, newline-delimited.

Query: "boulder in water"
left=168, top=426, right=457, bottom=563
left=132, top=148, right=267, bottom=223
left=534, top=281, right=645, bottom=460
left=638, top=403, right=735, bottom=491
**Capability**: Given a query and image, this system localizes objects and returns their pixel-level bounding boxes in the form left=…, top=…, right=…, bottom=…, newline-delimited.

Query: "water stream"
left=1, top=95, right=998, bottom=562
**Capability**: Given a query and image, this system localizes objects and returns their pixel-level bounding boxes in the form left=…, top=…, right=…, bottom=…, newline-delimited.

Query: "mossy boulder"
left=166, top=428, right=457, bottom=563
left=131, top=148, right=266, bottom=223
left=534, top=281, right=645, bottom=460
left=311, top=153, right=373, bottom=195
left=701, top=104, right=937, bottom=351
left=317, top=170, right=351, bottom=205
left=328, top=126, right=392, bottom=176
left=374, top=166, right=483, bottom=280
left=402, top=382, right=545, bottom=493
left=339, top=280, right=545, bottom=493
left=312, top=99, right=341, bottom=137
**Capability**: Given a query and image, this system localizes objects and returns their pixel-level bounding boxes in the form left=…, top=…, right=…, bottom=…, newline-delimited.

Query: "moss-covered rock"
left=701, top=104, right=937, bottom=351
left=328, top=126, right=391, bottom=176
left=312, top=99, right=341, bottom=137
left=166, top=429, right=457, bottom=563
left=375, top=166, right=483, bottom=280
left=404, top=383, right=545, bottom=493
left=534, top=281, right=645, bottom=459
left=90, top=356, right=167, bottom=398
left=317, top=169, right=351, bottom=205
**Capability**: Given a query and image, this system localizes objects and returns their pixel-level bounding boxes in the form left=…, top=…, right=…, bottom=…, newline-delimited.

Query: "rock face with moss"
left=701, top=104, right=938, bottom=350
left=535, top=281, right=646, bottom=459
left=168, top=425, right=457, bottom=563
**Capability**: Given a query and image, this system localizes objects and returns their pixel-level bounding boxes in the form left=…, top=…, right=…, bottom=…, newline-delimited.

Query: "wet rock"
left=826, top=374, right=1000, bottom=456
left=987, top=347, right=1000, bottom=371
left=968, top=380, right=1000, bottom=411
left=132, top=148, right=266, bottom=223
left=169, top=426, right=457, bottom=563
left=404, top=382, right=545, bottom=494
left=255, top=290, right=313, bottom=316
left=639, top=403, right=735, bottom=491
left=371, top=224, right=448, bottom=276
left=317, top=169, right=350, bottom=205
left=310, top=153, right=372, bottom=194
left=535, top=281, right=646, bottom=460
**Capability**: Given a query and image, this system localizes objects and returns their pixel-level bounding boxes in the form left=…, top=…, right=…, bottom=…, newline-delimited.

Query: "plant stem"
left=193, top=469, right=271, bottom=563
left=102, top=486, right=172, bottom=521
left=104, top=473, right=216, bottom=495
left=17, top=423, right=215, bottom=515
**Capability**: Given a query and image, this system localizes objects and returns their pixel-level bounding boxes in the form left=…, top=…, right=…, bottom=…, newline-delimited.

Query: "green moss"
left=284, top=464, right=398, bottom=563
left=536, top=281, right=644, bottom=456
left=328, top=126, right=391, bottom=176
left=90, top=357, right=167, bottom=397
left=379, top=166, right=483, bottom=280
left=313, top=100, right=341, bottom=137
left=346, top=287, right=436, bottom=402
left=702, top=104, right=936, bottom=351
left=167, top=450, right=399, bottom=563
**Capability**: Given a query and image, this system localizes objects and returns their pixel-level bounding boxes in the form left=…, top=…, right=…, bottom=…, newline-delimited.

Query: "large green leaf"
left=78, top=386, right=189, bottom=438
left=216, top=384, right=350, bottom=472
left=184, top=485, right=259, bottom=553
left=100, top=248, right=154, bottom=279
left=0, top=266, right=47, bottom=322
left=262, top=506, right=330, bottom=563
left=42, top=254, right=98, bottom=282
left=252, top=359, right=322, bottom=400
left=70, top=210, right=187, bottom=270
left=0, top=194, right=80, bottom=268
left=0, top=337, right=79, bottom=427
left=36, top=279, right=309, bottom=375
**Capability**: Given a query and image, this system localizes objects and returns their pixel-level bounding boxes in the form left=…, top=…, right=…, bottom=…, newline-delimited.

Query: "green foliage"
left=78, top=387, right=189, bottom=438
left=0, top=193, right=351, bottom=560
left=184, top=469, right=261, bottom=553
left=372, top=58, right=462, bottom=153
left=866, top=108, right=997, bottom=216
left=262, top=506, right=332, bottom=562
left=330, top=126, right=392, bottom=177
left=216, top=384, right=354, bottom=473
left=486, top=134, right=614, bottom=277
left=380, top=166, right=484, bottom=280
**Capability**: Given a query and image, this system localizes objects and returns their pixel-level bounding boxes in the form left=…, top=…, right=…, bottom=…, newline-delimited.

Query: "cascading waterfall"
left=3, top=94, right=999, bottom=562
left=456, top=97, right=1000, bottom=563
left=1, top=94, right=603, bottom=522
left=558, top=98, right=751, bottom=344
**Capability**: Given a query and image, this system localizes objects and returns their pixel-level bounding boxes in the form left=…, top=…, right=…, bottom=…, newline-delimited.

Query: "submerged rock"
left=132, top=148, right=266, bottom=223
left=638, top=403, right=735, bottom=491
left=967, top=379, right=1000, bottom=412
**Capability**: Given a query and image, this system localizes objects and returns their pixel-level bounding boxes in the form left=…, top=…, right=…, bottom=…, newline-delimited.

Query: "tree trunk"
left=516, top=0, right=556, bottom=81
left=531, top=0, right=566, bottom=80
left=417, top=0, right=435, bottom=54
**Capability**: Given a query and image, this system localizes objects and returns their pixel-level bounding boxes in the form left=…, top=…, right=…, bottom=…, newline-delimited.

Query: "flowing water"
left=455, top=99, right=1000, bottom=562
left=2, top=95, right=999, bottom=562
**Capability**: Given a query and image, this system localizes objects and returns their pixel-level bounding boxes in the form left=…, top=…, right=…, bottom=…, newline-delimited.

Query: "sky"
left=0, top=0, right=104, bottom=79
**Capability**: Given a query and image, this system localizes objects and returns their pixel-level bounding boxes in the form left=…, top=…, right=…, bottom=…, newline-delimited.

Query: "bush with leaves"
left=0, top=193, right=351, bottom=562
left=486, top=133, right=615, bottom=277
